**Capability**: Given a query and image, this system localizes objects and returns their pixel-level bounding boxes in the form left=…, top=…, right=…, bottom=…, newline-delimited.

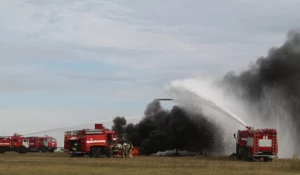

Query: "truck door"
left=106, top=134, right=112, bottom=146
left=44, top=138, right=48, bottom=147
left=22, top=138, right=29, bottom=148
left=112, top=134, right=117, bottom=144
left=12, top=138, right=20, bottom=148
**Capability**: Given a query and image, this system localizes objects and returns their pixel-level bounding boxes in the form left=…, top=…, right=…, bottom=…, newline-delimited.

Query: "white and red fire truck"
left=0, top=133, right=29, bottom=154
left=64, top=124, right=119, bottom=157
left=0, top=134, right=57, bottom=154
left=27, top=136, right=57, bottom=153
left=234, top=126, right=278, bottom=161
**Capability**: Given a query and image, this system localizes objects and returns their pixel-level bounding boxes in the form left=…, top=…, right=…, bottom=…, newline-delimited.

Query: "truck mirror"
left=233, top=133, right=236, bottom=138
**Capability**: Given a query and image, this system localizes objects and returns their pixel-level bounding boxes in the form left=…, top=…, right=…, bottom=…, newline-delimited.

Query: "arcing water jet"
left=158, top=98, right=247, bottom=126
left=164, top=79, right=248, bottom=127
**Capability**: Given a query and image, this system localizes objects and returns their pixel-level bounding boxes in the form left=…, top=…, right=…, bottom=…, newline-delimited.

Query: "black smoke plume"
left=112, top=116, right=126, bottom=143
left=224, top=30, right=300, bottom=93
left=112, top=100, right=223, bottom=155
left=222, top=29, right=300, bottom=125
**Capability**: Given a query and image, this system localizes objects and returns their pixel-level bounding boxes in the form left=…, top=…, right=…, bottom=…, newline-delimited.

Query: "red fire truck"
left=0, top=134, right=29, bottom=154
left=234, top=126, right=278, bottom=162
left=27, top=136, right=57, bottom=153
left=64, top=124, right=119, bottom=157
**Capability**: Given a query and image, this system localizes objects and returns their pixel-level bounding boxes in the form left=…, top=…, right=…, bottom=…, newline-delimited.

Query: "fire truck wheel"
left=236, top=147, right=242, bottom=159
left=0, top=149, right=4, bottom=154
left=241, top=148, right=246, bottom=160
left=106, top=148, right=112, bottom=158
left=242, top=147, right=251, bottom=161
left=95, top=147, right=102, bottom=158
left=247, top=150, right=253, bottom=161
left=19, top=147, right=26, bottom=154
left=263, top=157, right=272, bottom=162
left=41, top=146, right=47, bottom=153
left=91, top=147, right=98, bottom=158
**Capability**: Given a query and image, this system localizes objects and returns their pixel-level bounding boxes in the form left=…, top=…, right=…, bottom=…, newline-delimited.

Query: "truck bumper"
left=69, top=151, right=83, bottom=154
left=253, top=155, right=277, bottom=158
left=48, top=147, right=57, bottom=150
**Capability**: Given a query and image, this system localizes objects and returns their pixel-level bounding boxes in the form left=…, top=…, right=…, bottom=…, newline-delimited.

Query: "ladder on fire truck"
left=253, top=132, right=259, bottom=155
left=272, top=132, right=277, bottom=154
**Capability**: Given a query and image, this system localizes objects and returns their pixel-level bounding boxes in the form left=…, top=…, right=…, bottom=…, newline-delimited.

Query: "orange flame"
left=132, top=147, right=140, bottom=156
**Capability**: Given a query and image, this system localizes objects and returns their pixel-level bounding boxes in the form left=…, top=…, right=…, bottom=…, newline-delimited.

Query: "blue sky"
left=1, top=0, right=300, bottom=136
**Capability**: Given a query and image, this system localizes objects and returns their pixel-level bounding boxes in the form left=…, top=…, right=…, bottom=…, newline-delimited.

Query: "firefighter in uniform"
left=122, top=143, right=126, bottom=158
left=108, top=143, right=113, bottom=158
left=122, top=143, right=128, bottom=158
left=111, top=144, right=117, bottom=158
left=128, top=142, right=134, bottom=158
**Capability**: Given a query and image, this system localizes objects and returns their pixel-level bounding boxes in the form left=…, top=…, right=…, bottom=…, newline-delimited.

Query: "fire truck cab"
left=234, top=126, right=278, bottom=162
left=43, top=136, right=57, bottom=152
left=27, top=136, right=57, bottom=153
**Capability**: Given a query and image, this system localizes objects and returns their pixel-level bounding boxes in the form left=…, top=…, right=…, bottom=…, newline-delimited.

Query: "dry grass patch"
left=0, top=153, right=299, bottom=175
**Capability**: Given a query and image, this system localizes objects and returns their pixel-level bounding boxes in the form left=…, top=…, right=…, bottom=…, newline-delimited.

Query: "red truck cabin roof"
left=81, top=129, right=104, bottom=135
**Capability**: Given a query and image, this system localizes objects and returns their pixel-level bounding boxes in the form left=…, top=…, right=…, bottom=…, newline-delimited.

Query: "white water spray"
left=164, top=78, right=298, bottom=158
left=163, top=78, right=249, bottom=155
left=165, top=78, right=247, bottom=126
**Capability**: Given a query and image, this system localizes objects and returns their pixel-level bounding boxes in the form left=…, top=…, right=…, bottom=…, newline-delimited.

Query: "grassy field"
left=0, top=152, right=299, bottom=175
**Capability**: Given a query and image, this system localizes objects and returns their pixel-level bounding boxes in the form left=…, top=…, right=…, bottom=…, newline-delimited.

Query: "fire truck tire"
left=247, top=150, right=253, bottom=161
left=19, top=147, right=26, bottom=154
left=95, top=147, right=102, bottom=158
left=106, top=148, right=112, bottom=158
left=236, top=147, right=242, bottom=159
left=0, top=149, right=5, bottom=154
left=91, top=147, right=98, bottom=158
left=242, top=148, right=247, bottom=161
left=242, top=147, right=252, bottom=161
left=41, top=146, right=47, bottom=153
left=263, top=157, right=272, bottom=162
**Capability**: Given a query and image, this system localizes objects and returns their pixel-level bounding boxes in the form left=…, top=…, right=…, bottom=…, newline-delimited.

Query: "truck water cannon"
left=245, top=126, right=254, bottom=130
left=156, top=99, right=173, bottom=101
left=13, top=133, right=22, bottom=137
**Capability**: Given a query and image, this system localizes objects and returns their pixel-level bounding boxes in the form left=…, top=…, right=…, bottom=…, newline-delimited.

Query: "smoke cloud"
left=112, top=100, right=223, bottom=155
left=112, top=116, right=127, bottom=143
left=223, top=29, right=300, bottom=101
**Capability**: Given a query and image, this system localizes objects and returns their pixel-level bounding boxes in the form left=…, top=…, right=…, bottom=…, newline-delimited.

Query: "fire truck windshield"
left=47, top=138, right=56, bottom=142
left=65, top=131, right=79, bottom=136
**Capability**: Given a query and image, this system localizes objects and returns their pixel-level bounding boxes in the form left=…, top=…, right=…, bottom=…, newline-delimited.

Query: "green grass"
left=0, top=152, right=299, bottom=175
